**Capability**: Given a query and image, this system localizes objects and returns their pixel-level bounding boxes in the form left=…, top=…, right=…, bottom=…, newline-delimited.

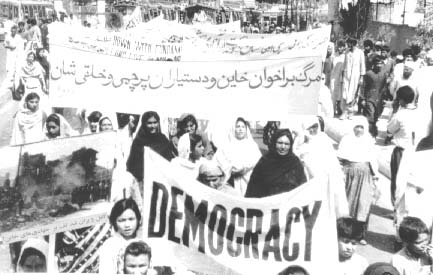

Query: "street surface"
left=0, top=44, right=397, bottom=267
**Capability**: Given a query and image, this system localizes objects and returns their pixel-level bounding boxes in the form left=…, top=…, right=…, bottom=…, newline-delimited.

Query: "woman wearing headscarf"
left=171, top=133, right=205, bottom=180
left=16, top=238, right=49, bottom=273
left=215, top=117, right=262, bottom=196
left=44, top=113, right=77, bottom=140
left=127, top=111, right=172, bottom=182
left=245, top=129, right=307, bottom=198
left=11, top=92, right=46, bottom=145
left=297, top=116, right=349, bottom=218
left=17, top=51, right=49, bottom=113
left=337, top=116, right=379, bottom=244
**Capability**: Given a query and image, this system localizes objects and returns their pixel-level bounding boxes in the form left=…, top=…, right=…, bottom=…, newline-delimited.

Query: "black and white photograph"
left=1, top=0, right=433, bottom=274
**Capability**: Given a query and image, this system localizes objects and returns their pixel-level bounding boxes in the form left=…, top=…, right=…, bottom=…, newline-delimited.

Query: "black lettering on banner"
left=182, top=195, right=208, bottom=253
left=227, top=207, right=245, bottom=257
left=168, top=186, right=184, bottom=244
left=302, top=201, right=322, bottom=261
left=208, top=204, right=227, bottom=255
left=262, top=209, right=282, bottom=261
left=244, top=209, right=263, bottom=259
left=282, top=207, right=301, bottom=261
left=148, top=181, right=168, bottom=237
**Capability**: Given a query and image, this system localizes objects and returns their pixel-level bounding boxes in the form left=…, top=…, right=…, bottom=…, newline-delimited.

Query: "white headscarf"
left=16, top=238, right=49, bottom=273
left=44, top=113, right=77, bottom=139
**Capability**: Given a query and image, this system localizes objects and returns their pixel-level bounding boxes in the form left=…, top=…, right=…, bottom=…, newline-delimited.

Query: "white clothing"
left=99, top=233, right=138, bottom=274
left=215, top=120, right=261, bottom=196
left=342, top=47, right=365, bottom=103
left=330, top=53, right=345, bottom=101
left=387, top=105, right=418, bottom=149
left=395, top=149, right=433, bottom=227
left=17, top=238, right=49, bottom=273
left=11, top=105, right=46, bottom=145
left=392, top=248, right=432, bottom=275
left=338, top=253, right=368, bottom=275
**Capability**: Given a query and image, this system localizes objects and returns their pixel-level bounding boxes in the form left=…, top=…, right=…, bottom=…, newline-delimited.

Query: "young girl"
left=99, top=198, right=141, bottom=274
left=11, top=92, right=46, bottom=145
left=171, top=133, right=205, bottom=180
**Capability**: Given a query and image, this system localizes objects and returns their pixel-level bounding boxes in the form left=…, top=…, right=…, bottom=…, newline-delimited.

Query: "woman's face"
left=116, top=208, right=138, bottom=239
left=47, top=121, right=60, bottom=138
left=27, top=53, right=35, bottom=64
left=353, top=125, right=364, bottom=137
left=191, top=141, right=204, bottom=160
left=22, top=254, right=47, bottom=273
left=275, top=135, right=291, bottom=156
left=27, top=98, right=39, bottom=112
left=234, top=121, right=247, bottom=140
left=145, top=116, right=159, bottom=134
left=100, top=118, right=113, bottom=132
left=184, top=120, right=197, bottom=135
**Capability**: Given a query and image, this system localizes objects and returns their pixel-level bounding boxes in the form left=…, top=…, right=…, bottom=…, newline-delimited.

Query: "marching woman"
left=245, top=128, right=307, bottom=198
left=17, top=51, right=50, bottom=114
left=11, top=92, right=46, bottom=145
left=127, top=111, right=172, bottom=182
left=337, top=116, right=379, bottom=245
left=215, top=117, right=261, bottom=196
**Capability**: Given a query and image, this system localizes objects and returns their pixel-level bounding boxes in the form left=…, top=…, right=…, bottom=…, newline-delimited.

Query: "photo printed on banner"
left=0, top=235, right=49, bottom=273
left=0, top=132, right=118, bottom=244
left=54, top=223, right=112, bottom=273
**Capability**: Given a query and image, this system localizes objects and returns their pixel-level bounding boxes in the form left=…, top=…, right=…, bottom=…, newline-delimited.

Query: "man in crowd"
left=341, top=37, right=365, bottom=119
left=2, top=25, right=24, bottom=94
left=392, top=216, right=433, bottom=275
left=388, top=86, right=417, bottom=205
left=360, top=55, right=387, bottom=137
left=337, top=217, right=368, bottom=275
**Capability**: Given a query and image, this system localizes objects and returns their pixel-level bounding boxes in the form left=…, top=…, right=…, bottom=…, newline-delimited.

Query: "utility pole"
left=402, top=0, right=407, bottom=25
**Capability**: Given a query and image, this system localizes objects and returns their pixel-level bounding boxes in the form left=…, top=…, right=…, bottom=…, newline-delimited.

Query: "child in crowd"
left=387, top=86, right=417, bottom=205
left=391, top=216, right=433, bottom=275
left=99, top=198, right=141, bottom=274
left=278, top=265, right=310, bottom=275
left=337, top=217, right=368, bottom=275
left=120, top=241, right=155, bottom=275
left=363, top=262, right=400, bottom=275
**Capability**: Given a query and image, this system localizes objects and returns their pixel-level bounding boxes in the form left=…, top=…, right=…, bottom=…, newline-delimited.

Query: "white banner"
left=142, top=148, right=339, bottom=275
left=49, top=45, right=322, bottom=119
left=48, top=22, right=330, bottom=61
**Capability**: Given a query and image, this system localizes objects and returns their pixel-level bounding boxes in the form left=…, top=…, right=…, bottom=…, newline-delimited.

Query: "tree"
left=340, top=0, right=371, bottom=38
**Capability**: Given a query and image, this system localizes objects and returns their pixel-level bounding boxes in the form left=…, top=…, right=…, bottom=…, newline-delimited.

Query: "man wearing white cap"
left=389, top=60, right=419, bottom=103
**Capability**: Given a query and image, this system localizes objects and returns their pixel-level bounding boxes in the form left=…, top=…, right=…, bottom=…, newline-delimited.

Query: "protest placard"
left=142, top=148, right=339, bottom=275
left=0, top=132, right=117, bottom=245
left=49, top=44, right=322, bottom=119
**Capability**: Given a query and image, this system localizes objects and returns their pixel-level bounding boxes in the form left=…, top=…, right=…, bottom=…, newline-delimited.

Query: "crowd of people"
left=1, top=14, right=433, bottom=275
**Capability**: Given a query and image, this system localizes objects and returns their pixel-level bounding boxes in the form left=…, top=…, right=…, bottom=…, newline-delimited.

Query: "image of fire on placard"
left=0, top=132, right=116, bottom=235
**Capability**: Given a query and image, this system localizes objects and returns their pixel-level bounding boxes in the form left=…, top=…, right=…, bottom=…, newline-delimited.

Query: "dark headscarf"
left=245, top=129, right=307, bottom=198
left=127, top=111, right=172, bottom=181
left=363, top=263, right=400, bottom=275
